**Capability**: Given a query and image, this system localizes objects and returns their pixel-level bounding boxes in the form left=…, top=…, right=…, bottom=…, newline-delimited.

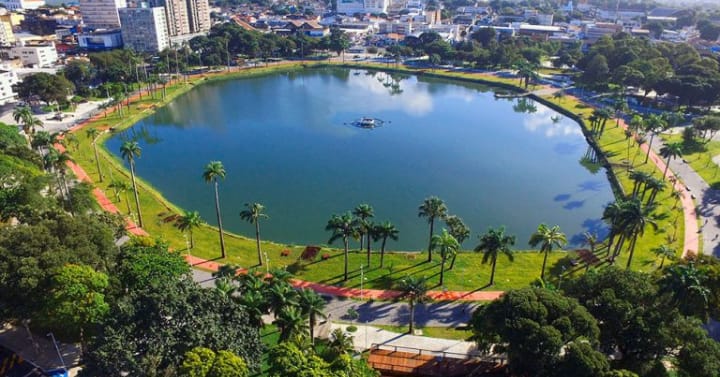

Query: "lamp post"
left=264, top=251, right=270, bottom=274
left=46, top=332, right=66, bottom=370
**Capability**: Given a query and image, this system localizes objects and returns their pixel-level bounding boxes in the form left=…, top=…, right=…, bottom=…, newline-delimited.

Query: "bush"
left=300, top=246, right=321, bottom=261
left=280, top=249, right=291, bottom=257
left=321, top=253, right=330, bottom=260
left=346, top=325, right=357, bottom=333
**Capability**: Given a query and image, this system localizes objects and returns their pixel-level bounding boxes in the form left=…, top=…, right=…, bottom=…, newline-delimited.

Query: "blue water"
left=107, top=68, right=614, bottom=250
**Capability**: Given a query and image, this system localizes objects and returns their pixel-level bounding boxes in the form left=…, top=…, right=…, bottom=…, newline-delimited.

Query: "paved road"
left=192, top=269, right=478, bottom=327
left=652, top=131, right=720, bottom=257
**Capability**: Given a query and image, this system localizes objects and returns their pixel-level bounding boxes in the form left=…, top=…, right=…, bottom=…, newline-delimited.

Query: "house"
left=282, top=20, right=328, bottom=37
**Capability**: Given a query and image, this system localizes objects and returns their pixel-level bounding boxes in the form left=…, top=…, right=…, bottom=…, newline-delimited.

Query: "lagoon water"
left=107, top=68, right=615, bottom=250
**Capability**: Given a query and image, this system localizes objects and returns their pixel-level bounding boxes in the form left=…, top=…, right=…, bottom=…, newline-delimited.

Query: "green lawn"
left=663, top=133, right=720, bottom=190
left=359, top=324, right=473, bottom=341
left=66, top=62, right=683, bottom=295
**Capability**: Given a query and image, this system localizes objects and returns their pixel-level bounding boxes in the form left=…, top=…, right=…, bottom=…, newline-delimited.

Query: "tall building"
left=148, top=0, right=210, bottom=36
left=119, top=6, right=169, bottom=53
left=0, top=0, right=45, bottom=11
left=79, top=0, right=127, bottom=29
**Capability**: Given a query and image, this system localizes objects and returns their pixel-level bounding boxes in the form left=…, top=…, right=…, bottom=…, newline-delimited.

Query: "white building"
left=148, top=0, right=211, bottom=36
left=78, top=29, right=123, bottom=50
left=337, top=0, right=364, bottom=15
left=0, top=17, right=14, bottom=46
left=0, top=0, right=45, bottom=10
left=9, top=43, right=58, bottom=67
left=364, top=0, right=389, bottom=14
left=119, top=7, right=169, bottom=53
left=79, top=0, right=127, bottom=29
left=0, top=68, right=18, bottom=105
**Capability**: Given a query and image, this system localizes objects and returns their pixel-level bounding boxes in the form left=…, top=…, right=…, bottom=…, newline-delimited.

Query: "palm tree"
left=120, top=141, right=144, bottom=227
left=352, top=204, right=374, bottom=251
left=444, top=215, right=470, bottom=269
left=528, top=224, right=567, bottom=281
left=297, top=288, right=327, bottom=344
left=652, top=244, right=676, bottom=269
left=203, top=161, right=227, bottom=258
left=65, top=133, right=80, bottom=151
left=602, top=200, right=625, bottom=260
left=326, top=212, right=356, bottom=281
left=13, top=106, right=43, bottom=143
left=372, top=221, right=399, bottom=268
left=620, top=199, right=658, bottom=270
left=514, top=59, right=538, bottom=89
left=240, top=202, right=269, bottom=266
left=474, top=227, right=516, bottom=286
left=397, top=276, right=428, bottom=334
left=658, top=263, right=710, bottom=319
left=644, top=114, right=668, bottom=164
left=274, top=306, right=308, bottom=342
left=595, top=108, right=613, bottom=137
left=644, top=177, right=666, bottom=205
left=659, top=142, right=683, bottom=180
left=582, top=231, right=598, bottom=254
left=239, top=290, right=268, bottom=328
left=328, top=328, right=355, bottom=356
left=86, top=128, right=104, bottom=182
left=418, top=196, right=448, bottom=262
left=629, top=170, right=652, bottom=198
left=267, top=281, right=299, bottom=316
left=176, top=210, right=203, bottom=249
left=108, top=179, right=132, bottom=214
left=430, top=229, right=459, bottom=286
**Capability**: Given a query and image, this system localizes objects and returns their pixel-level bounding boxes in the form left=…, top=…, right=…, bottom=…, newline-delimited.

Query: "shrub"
left=346, top=325, right=357, bottom=333
left=300, top=246, right=321, bottom=261
left=321, top=253, right=331, bottom=260
left=280, top=249, right=291, bottom=257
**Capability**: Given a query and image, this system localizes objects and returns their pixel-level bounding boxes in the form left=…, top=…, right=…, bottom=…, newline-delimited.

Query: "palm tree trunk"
left=255, top=220, right=262, bottom=265
left=366, top=234, right=371, bottom=266
left=427, top=219, right=434, bottom=262
left=124, top=191, right=132, bottom=214
left=380, top=238, right=387, bottom=268
left=663, top=157, right=671, bottom=180
left=408, top=300, right=415, bottom=334
left=540, top=248, right=549, bottom=281
left=439, top=259, right=445, bottom=285
left=644, top=134, right=655, bottom=164
left=490, top=255, right=497, bottom=285
left=343, top=238, right=349, bottom=281
left=626, top=236, right=639, bottom=270
left=449, top=254, right=457, bottom=270
left=189, top=229, right=194, bottom=249
left=129, top=161, right=143, bottom=227
left=359, top=232, right=364, bottom=251
left=213, top=180, right=226, bottom=258
left=309, top=315, right=315, bottom=345
left=92, top=143, right=103, bottom=182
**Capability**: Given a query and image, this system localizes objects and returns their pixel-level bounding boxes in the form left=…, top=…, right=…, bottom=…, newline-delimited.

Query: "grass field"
left=663, top=133, right=720, bottom=190
left=66, top=62, right=684, bottom=294
left=356, top=323, right=474, bottom=341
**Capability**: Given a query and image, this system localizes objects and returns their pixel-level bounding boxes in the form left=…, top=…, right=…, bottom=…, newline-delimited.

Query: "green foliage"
left=208, top=350, right=249, bottom=377
left=42, top=264, right=109, bottom=340
left=268, top=341, right=335, bottom=377
left=14, top=72, right=75, bottom=106
left=557, top=341, right=610, bottom=377
left=114, top=240, right=190, bottom=292
left=180, top=347, right=249, bottom=377
left=471, top=287, right=600, bottom=377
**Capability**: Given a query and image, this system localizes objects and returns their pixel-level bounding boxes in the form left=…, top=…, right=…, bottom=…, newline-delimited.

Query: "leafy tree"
left=418, top=196, right=448, bottom=262
left=86, top=128, right=104, bottom=182
left=658, top=263, right=711, bottom=320
left=430, top=229, right=459, bottom=286
left=176, top=210, right=204, bottom=249
left=556, top=340, right=610, bottom=377
left=328, top=28, right=350, bottom=58
left=114, top=241, right=190, bottom=292
left=239, top=202, right=268, bottom=265
left=651, top=244, right=675, bottom=269
left=372, top=221, right=398, bottom=268
left=444, top=215, right=469, bottom=269
left=268, top=341, right=335, bottom=377
left=181, top=347, right=215, bottom=377
left=63, top=60, right=96, bottom=95
left=581, top=55, right=610, bottom=87
left=203, top=161, right=227, bottom=258
left=14, top=73, right=75, bottom=107
left=397, top=276, right=428, bottom=334
left=675, top=318, right=720, bottom=377
left=528, top=224, right=567, bottom=281
left=326, top=212, right=356, bottom=281
left=474, top=227, right=515, bottom=286
left=471, top=288, right=600, bottom=377
left=120, top=141, right=143, bottom=227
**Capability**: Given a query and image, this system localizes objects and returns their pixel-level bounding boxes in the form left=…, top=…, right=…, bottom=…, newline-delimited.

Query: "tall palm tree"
left=239, top=290, right=268, bottom=328
left=297, top=288, right=327, bottom=344
left=203, top=161, right=227, bottom=258
left=474, top=227, right=516, bottom=286
left=120, top=141, right=144, bottom=227
left=595, top=108, right=613, bottom=137
left=620, top=199, right=658, bottom=270
left=629, top=170, right=652, bottom=198
left=644, top=177, right=666, bottom=205
left=326, top=212, right=356, bottom=281
left=240, top=202, right=269, bottom=266
left=652, top=244, right=676, bottom=269
left=582, top=231, right=598, bottom=254
left=328, top=328, right=355, bottom=356
left=86, top=128, right=104, bottom=182
left=13, top=106, right=43, bottom=144
left=418, top=196, right=448, bottom=262
left=372, top=221, right=399, bottom=268
left=659, top=142, right=683, bottom=180
left=267, top=281, right=299, bottom=316
left=108, top=179, right=132, bottom=214
left=274, top=306, right=308, bottom=342
left=397, top=276, right=428, bottom=334
left=176, top=210, right=203, bottom=249
left=352, top=204, right=374, bottom=250
left=444, top=215, right=470, bottom=269
left=364, top=220, right=376, bottom=266
left=430, top=229, right=459, bottom=286
left=658, top=263, right=710, bottom=319
left=644, top=114, right=667, bottom=164
left=528, top=224, right=567, bottom=281
left=602, top=200, right=625, bottom=260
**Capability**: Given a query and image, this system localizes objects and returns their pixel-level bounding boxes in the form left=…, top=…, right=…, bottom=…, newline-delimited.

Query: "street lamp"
left=46, top=332, right=66, bottom=370
left=264, top=251, right=270, bottom=274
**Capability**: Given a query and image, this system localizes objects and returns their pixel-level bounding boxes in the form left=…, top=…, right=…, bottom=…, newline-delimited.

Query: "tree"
left=14, top=73, right=75, bottom=108
left=659, top=141, right=683, bottom=180
left=581, top=54, right=610, bottom=87
left=115, top=241, right=191, bottom=291
left=474, top=227, right=515, bottom=286
left=203, top=161, right=227, bottom=258
left=430, top=229, right=459, bottom=286
left=239, top=202, right=269, bottom=266
left=43, top=264, right=110, bottom=343
left=86, top=128, right=104, bottom=182
left=120, top=141, right=144, bottom=228
left=326, top=213, right=356, bottom=281
left=444, top=215, right=469, bottom=270
left=12, top=105, right=43, bottom=144
left=268, top=341, right=335, bottom=377
left=180, top=347, right=215, bottom=377
left=528, top=224, right=567, bottom=281
left=652, top=244, right=675, bottom=269
left=470, top=288, right=600, bottom=377
left=619, top=199, right=657, bottom=270
left=397, top=276, right=428, bottom=334
left=675, top=318, right=720, bottom=377
left=327, top=328, right=355, bottom=357
left=418, top=196, right=448, bottom=262
left=352, top=203, right=374, bottom=253
left=297, top=288, right=326, bottom=344
left=658, top=263, right=711, bottom=320
left=328, top=28, right=350, bottom=59
left=274, top=306, right=309, bottom=342
left=643, top=114, right=667, bottom=164
left=108, top=179, right=132, bottom=214
left=176, top=210, right=204, bottom=249
left=372, top=221, right=398, bottom=268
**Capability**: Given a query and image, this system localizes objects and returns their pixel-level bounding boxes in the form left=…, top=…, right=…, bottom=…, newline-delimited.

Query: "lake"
left=107, top=68, right=614, bottom=250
